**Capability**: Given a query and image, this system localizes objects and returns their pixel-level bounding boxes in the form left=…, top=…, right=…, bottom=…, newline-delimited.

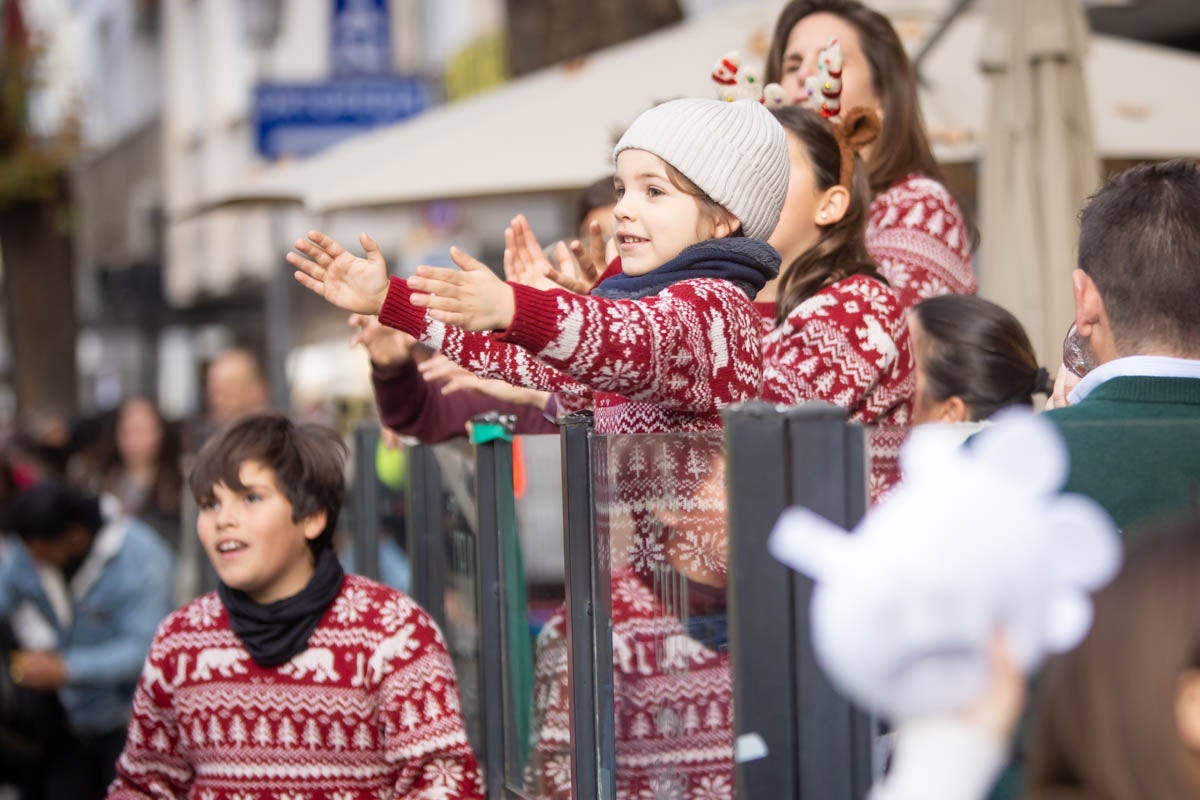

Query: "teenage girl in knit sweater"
left=290, top=97, right=790, bottom=799
left=761, top=105, right=913, bottom=426
left=766, top=0, right=976, bottom=309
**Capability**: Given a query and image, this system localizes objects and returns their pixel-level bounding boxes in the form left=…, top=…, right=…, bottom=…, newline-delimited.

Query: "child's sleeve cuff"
left=496, top=283, right=564, bottom=353
left=378, top=276, right=426, bottom=336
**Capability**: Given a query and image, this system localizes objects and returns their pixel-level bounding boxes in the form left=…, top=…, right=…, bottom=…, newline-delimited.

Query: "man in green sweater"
left=1045, top=159, right=1200, bottom=532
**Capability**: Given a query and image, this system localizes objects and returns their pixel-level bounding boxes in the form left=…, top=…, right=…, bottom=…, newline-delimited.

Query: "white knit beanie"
left=613, top=98, right=789, bottom=241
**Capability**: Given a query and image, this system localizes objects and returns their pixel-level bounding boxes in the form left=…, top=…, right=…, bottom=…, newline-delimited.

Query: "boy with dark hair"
left=1046, top=158, right=1200, bottom=530
left=0, top=483, right=174, bottom=800
left=107, top=413, right=482, bottom=799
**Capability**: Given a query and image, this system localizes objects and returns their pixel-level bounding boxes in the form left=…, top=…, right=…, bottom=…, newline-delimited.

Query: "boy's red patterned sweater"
left=377, top=277, right=764, bottom=434
left=867, top=173, right=977, bottom=309
left=108, top=575, right=483, bottom=800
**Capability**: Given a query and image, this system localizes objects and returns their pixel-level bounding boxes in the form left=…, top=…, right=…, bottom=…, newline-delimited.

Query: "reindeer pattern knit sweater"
left=866, top=173, right=977, bottom=309
left=107, top=575, right=483, bottom=800
left=761, top=274, right=914, bottom=426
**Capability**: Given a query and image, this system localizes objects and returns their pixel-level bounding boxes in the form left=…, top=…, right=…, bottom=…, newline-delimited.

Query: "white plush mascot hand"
left=768, top=413, right=1120, bottom=721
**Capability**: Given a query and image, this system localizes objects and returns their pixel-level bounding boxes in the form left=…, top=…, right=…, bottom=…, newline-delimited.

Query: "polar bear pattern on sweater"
left=108, top=575, right=483, bottom=800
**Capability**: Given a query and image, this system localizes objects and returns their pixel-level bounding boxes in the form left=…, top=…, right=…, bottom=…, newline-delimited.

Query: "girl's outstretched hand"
left=289, top=231, right=391, bottom=315
left=407, top=247, right=515, bottom=331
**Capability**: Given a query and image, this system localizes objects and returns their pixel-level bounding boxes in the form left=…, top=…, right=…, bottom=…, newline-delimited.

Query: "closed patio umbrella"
left=978, top=0, right=1100, bottom=367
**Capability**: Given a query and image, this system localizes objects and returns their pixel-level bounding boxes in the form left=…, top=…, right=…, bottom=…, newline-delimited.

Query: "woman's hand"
left=349, top=313, right=416, bottom=367
left=289, top=231, right=391, bottom=315
left=407, top=247, right=516, bottom=331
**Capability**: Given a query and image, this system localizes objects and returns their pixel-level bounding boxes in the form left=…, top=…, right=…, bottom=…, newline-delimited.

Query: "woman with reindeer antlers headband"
left=764, top=0, right=977, bottom=311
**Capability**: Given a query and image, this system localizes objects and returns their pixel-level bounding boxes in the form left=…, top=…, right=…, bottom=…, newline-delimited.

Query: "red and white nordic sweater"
left=866, top=173, right=977, bottom=310
left=761, top=274, right=914, bottom=426
left=108, top=575, right=483, bottom=800
left=377, top=277, right=764, bottom=435
left=530, top=570, right=734, bottom=800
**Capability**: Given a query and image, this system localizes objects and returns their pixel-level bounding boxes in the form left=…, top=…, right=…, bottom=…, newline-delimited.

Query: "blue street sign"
left=253, top=77, right=434, bottom=160
left=331, top=0, right=390, bottom=77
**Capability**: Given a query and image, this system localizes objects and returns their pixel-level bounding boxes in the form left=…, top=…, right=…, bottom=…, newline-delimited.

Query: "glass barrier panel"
left=502, top=434, right=565, bottom=797
left=430, top=441, right=485, bottom=759
left=581, top=431, right=733, bottom=800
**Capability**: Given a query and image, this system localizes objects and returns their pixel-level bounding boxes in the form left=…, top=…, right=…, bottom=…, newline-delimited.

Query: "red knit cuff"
left=377, top=276, right=426, bottom=337
left=496, top=283, right=564, bottom=353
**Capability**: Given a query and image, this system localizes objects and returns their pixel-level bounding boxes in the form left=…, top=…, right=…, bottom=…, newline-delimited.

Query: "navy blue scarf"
left=591, top=238, right=780, bottom=301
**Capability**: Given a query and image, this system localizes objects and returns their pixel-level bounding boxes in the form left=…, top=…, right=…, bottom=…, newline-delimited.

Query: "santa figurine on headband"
left=710, top=40, right=841, bottom=117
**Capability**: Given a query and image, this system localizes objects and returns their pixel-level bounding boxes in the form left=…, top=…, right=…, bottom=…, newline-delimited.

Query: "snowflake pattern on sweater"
left=529, top=571, right=734, bottom=800
left=867, top=173, right=977, bottom=309
left=377, top=277, right=763, bottom=435
left=107, top=575, right=483, bottom=800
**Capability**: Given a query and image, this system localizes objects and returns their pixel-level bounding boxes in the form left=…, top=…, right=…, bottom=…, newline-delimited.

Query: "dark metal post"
left=350, top=423, right=381, bottom=580
left=407, top=443, right=448, bottom=633
left=722, top=401, right=798, bottom=799
left=560, top=412, right=615, bottom=800
left=471, top=414, right=516, bottom=799
left=786, top=404, right=874, bottom=799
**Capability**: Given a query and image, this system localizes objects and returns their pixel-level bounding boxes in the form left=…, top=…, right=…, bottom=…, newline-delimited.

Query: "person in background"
left=1028, top=517, right=1200, bottom=799
left=908, top=295, right=1053, bottom=425
left=1042, top=159, right=1200, bottom=531
left=0, top=484, right=173, bottom=800
left=766, top=0, right=977, bottom=309
left=92, top=397, right=183, bottom=549
left=204, top=349, right=269, bottom=427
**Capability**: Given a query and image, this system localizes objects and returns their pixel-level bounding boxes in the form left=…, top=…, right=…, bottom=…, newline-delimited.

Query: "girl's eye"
left=647, top=187, right=664, bottom=198
left=614, top=186, right=625, bottom=199
left=245, top=492, right=262, bottom=503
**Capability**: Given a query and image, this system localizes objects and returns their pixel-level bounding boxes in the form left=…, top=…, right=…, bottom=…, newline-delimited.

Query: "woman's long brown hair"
left=765, top=0, right=945, bottom=195
left=770, top=106, right=883, bottom=325
left=1028, top=518, right=1200, bottom=799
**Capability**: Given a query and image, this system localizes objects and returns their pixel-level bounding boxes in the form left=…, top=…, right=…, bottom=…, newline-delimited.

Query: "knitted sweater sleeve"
left=108, top=617, right=194, bottom=799
left=380, top=605, right=484, bottom=800
left=498, top=278, right=762, bottom=413
left=761, top=276, right=914, bottom=424
left=378, top=277, right=593, bottom=398
left=372, top=360, right=558, bottom=443
left=866, top=175, right=977, bottom=310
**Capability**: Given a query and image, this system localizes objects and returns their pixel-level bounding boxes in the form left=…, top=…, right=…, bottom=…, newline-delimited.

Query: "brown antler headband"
left=830, top=106, right=881, bottom=188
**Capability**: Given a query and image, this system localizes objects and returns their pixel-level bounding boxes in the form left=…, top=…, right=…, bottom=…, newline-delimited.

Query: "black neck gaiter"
left=218, top=547, right=345, bottom=668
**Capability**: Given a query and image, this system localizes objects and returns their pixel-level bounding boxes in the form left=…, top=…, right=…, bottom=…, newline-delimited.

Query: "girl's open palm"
left=407, top=247, right=516, bottom=331
left=289, top=230, right=391, bottom=315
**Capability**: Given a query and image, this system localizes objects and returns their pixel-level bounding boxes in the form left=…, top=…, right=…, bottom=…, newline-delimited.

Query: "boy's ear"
left=816, top=185, right=851, bottom=226
left=301, top=510, right=328, bottom=542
